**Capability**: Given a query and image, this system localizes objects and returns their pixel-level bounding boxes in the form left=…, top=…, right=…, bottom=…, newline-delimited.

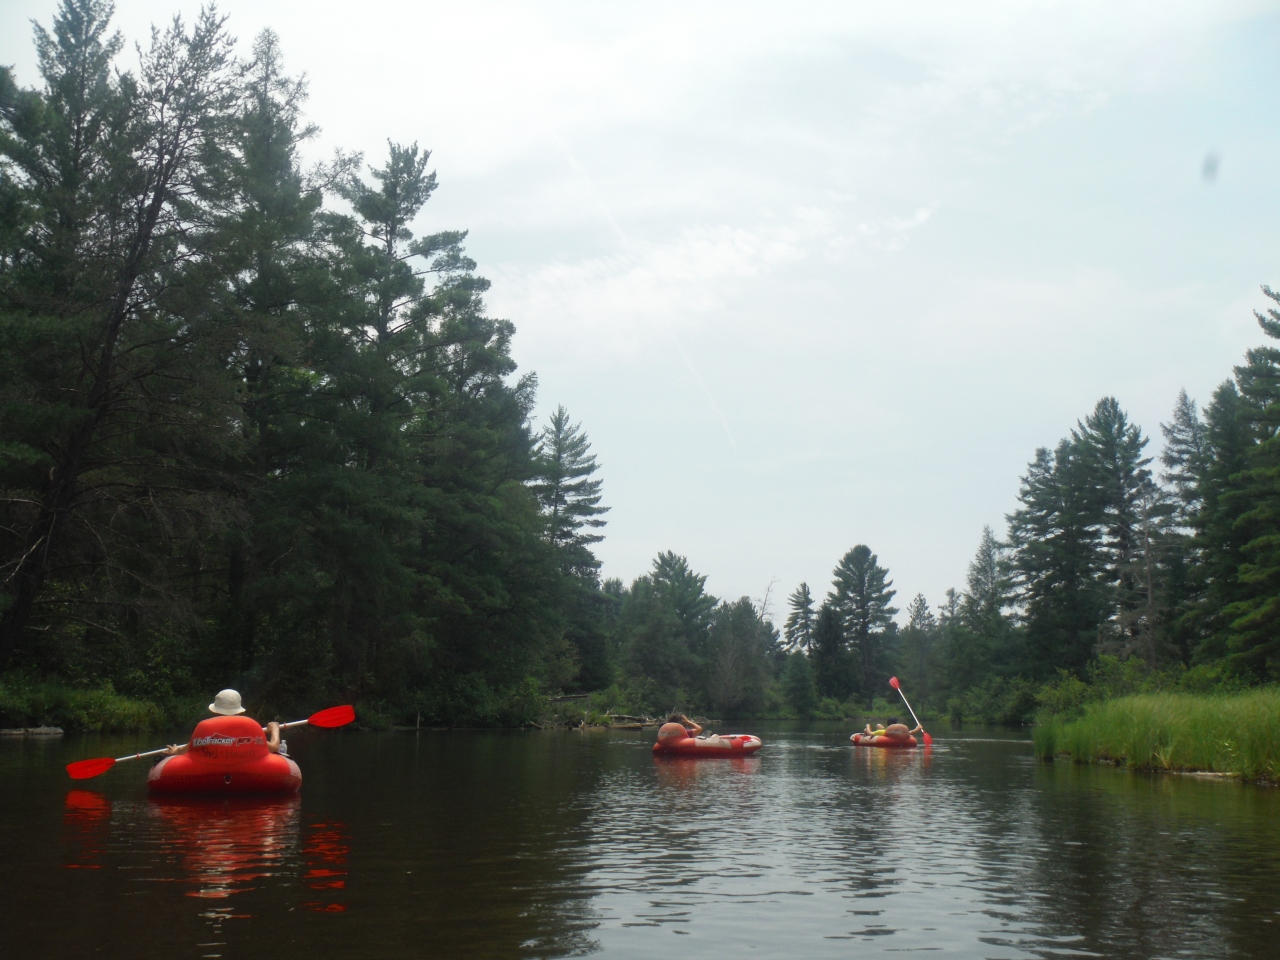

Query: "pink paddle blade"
left=889, top=676, right=900, bottom=690
left=308, top=705, right=355, bottom=728
left=922, top=731, right=933, bottom=746
left=66, top=757, right=116, bottom=780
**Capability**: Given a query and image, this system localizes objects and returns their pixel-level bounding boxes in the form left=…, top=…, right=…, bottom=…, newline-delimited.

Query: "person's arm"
left=680, top=715, right=703, bottom=737
left=265, top=721, right=281, bottom=754
left=163, top=742, right=188, bottom=756
left=909, top=723, right=923, bottom=734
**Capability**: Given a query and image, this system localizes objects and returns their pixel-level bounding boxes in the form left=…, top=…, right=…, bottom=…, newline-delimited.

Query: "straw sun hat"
left=209, top=689, right=247, bottom=715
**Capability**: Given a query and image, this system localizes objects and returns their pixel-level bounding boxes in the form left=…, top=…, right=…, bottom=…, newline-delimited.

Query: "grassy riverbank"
left=0, top=676, right=167, bottom=732
left=1034, top=689, right=1280, bottom=781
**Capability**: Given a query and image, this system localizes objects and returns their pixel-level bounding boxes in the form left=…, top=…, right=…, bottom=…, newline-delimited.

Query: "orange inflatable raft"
left=850, top=733, right=918, bottom=748
left=148, top=715, right=302, bottom=795
left=653, top=734, right=762, bottom=757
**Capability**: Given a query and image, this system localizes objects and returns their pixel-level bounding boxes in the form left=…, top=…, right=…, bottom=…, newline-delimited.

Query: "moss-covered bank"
left=1034, top=690, right=1280, bottom=781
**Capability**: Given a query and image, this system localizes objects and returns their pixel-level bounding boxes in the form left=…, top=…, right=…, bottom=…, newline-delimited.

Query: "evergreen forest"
left=3, top=2, right=1279, bottom=730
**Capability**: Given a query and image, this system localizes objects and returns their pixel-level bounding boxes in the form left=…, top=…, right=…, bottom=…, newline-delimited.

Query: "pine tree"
left=1007, top=440, right=1107, bottom=676
left=783, top=582, right=816, bottom=653
left=651, top=551, right=717, bottom=636
left=1162, top=389, right=1208, bottom=527
left=828, top=545, right=897, bottom=701
left=1074, top=397, right=1159, bottom=652
left=898, top=593, right=936, bottom=701
left=782, top=651, right=818, bottom=717
left=0, top=1, right=241, bottom=664
left=705, top=597, right=773, bottom=717
left=810, top=602, right=854, bottom=700
left=1189, top=381, right=1253, bottom=663
left=1158, top=391, right=1209, bottom=665
left=1221, top=287, right=1280, bottom=679
left=960, top=526, right=1015, bottom=639
left=532, top=406, right=608, bottom=572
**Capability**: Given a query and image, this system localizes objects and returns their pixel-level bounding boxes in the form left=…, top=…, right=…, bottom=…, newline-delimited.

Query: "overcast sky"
left=4, top=0, right=1280, bottom=620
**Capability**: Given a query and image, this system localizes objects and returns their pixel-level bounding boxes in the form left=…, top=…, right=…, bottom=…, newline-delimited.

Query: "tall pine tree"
left=783, top=582, right=815, bottom=653
left=828, top=545, right=897, bottom=701
left=532, top=406, right=609, bottom=573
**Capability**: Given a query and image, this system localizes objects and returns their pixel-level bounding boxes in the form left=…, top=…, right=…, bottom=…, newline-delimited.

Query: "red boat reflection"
left=62, top=791, right=352, bottom=923
left=302, top=820, right=351, bottom=913
left=653, top=754, right=761, bottom=790
left=63, top=789, right=111, bottom=869
left=148, top=795, right=302, bottom=903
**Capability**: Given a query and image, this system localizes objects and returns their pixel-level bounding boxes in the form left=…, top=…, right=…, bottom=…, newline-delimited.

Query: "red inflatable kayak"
left=851, top=733, right=918, bottom=748
left=653, top=734, right=762, bottom=757
left=148, top=716, right=302, bottom=794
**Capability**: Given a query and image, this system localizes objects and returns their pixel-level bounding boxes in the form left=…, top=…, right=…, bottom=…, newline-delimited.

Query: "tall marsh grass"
left=1034, top=689, right=1280, bottom=781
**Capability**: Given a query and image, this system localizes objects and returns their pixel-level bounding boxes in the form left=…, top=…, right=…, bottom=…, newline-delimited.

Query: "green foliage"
left=0, top=2, right=608, bottom=725
left=783, top=583, right=815, bottom=653
left=1033, top=689, right=1280, bottom=781
left=532, top=406, right=609, bottom=572
left=810, top=603, right=854, bottom=701
left=705, top=598, right=775, bottom=716
left=610, top=554, right=787, bottom=718
left=828, top=545, right=897, bottom=700
left=782, top=653, right=817, bottom=718
left=0, top=675, right=164, bottom=731
left=947, top=676, right=1040, bottom=725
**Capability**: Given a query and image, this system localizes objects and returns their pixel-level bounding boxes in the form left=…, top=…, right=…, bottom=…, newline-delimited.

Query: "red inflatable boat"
left=148, top=716, right=302, bottom=794
left=850, top=733, right=918, bottom=748
left=653, top=734, right=762, bottom=757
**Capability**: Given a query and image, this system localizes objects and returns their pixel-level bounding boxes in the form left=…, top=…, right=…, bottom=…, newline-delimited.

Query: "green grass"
left=0, top=676, right=165, bottom=732
left=1034, top=689, right=1280, bottom=781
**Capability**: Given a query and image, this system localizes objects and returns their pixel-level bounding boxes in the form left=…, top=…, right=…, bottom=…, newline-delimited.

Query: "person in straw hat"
left=163, top=689, right=281, bottom=756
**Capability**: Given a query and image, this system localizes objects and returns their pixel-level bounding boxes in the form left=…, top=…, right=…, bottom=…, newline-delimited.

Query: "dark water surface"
left=3, top=723, right=1279, bottom=958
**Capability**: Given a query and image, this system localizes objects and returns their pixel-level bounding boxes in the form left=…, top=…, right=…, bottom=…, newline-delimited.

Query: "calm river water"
left=2, top=723, right=1279, bottom=959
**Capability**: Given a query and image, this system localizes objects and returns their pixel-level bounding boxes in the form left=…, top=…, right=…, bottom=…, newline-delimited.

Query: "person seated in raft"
left=163, top=689, right=281, bottom=756
left=861, top=718, right=923, bottom=739
left=657, top=714, right=730, bottom=748
left=866, top=717, right=922, bottom=740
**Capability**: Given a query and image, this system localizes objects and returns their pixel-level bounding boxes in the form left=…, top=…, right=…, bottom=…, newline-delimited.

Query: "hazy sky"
left=4, top=1, right=1280, bottom=621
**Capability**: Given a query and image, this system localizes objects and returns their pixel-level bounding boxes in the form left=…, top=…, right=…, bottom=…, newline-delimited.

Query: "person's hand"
left=163, top=744, right=180, bottom=756
left=267, top=721, right=280, bottom=736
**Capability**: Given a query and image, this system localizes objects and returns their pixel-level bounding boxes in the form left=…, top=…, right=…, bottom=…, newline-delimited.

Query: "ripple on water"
left=4, top=726, right=1280, bottom=959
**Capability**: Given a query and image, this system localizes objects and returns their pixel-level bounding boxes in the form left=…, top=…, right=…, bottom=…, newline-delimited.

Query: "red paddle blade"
left=66, top=757, right=116, bottom=780
left=308, top=705, right=355, bottom=728
left=889, top=676, right=900, bottom=690
left=922, top=731, right=933, bottom=746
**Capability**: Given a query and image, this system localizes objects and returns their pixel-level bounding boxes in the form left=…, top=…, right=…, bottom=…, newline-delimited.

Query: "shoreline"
left=1034, top=689, right=1280, bottom=784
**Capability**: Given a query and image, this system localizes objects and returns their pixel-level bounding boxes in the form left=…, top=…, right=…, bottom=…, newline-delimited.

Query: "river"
left=2, top=723, right=1278, bottom=958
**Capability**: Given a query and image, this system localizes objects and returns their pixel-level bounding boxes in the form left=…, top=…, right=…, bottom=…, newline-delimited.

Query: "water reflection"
left=302, top=819, right=350, bottom=913
left=147, top=795, right=301, bottom=902
left=651, top=754, right=762, bottom=788
left=7, top=727, right=1280, bottom=958
left=63, top=789, right=110, bottom=870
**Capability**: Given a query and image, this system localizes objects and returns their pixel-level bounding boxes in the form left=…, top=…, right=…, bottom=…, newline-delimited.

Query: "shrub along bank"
left=0, top=676, right=167, bottom=732
left=1034, top=689, right=1280, bottom=781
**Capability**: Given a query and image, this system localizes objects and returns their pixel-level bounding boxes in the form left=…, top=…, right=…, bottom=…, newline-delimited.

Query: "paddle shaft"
left=894, top=686, right=924, bottom=733
left=111, top=747, right=170, bottom=764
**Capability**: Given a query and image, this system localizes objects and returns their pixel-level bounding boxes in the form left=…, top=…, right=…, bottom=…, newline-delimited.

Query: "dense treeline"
left=0, top=1, right=613, bottom=725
